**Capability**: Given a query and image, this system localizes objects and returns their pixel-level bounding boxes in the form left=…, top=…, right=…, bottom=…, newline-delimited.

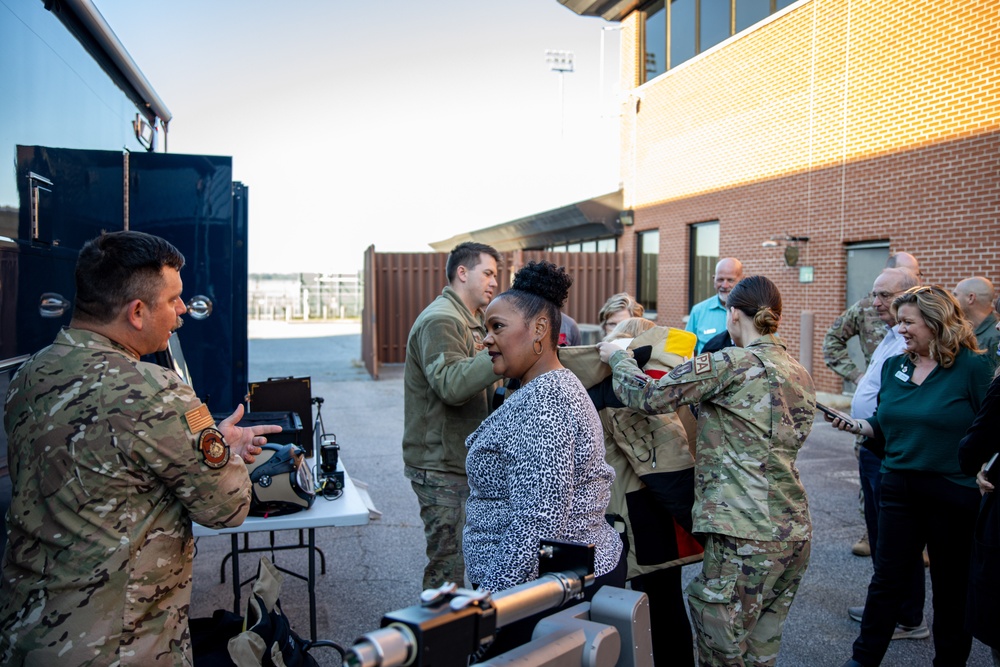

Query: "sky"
left=94, top=0, right=621, bottom=274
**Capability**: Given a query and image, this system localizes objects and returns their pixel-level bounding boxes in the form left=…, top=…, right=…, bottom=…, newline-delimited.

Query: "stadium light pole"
left=545, top=50, right=574, bottom=141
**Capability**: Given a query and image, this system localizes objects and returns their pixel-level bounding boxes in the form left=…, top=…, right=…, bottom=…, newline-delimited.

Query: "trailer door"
left=5, top=146, right=247, bottom=411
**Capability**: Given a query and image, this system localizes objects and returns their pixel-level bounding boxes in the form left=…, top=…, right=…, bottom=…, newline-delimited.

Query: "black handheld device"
left=816, top=403, right=858, bottom=431
left=984, top=451, right=999, bottom=484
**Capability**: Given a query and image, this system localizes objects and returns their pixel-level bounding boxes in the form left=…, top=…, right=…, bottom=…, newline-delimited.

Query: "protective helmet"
left=245, top=443, right=315, bottom=516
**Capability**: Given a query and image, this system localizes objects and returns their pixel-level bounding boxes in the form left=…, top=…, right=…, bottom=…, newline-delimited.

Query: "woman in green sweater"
left=832, top=285, right=993, bottom=667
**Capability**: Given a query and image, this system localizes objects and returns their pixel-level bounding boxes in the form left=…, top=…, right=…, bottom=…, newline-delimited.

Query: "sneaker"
left=848, top=605, right=864, bottom=622
left=852, top=533, right=871, bottom=557
left=892, top=622, right=930, bottom=640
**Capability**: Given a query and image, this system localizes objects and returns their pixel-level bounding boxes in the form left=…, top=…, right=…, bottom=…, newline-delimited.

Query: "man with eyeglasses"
left=845, top=267, right=929, bottom=640
left=953, top=276, right=999, bottom=370
left=823, top=252, right=921, bottom=557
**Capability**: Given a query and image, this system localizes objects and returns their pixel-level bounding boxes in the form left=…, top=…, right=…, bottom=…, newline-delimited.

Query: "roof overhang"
left=45, top=0, right=172, bottom=127
left=430, top=190, right=625, bottom=253
left=556, top=0, right=640, bottom=22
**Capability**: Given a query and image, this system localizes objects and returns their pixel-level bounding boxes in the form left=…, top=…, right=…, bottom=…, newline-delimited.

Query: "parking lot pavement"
left=189, top=323, right=994, bottom=666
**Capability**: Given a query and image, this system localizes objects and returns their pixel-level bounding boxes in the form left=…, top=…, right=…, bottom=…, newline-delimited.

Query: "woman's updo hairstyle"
left=501, top=261, right=573, bottom=347
left=726, top=275, right=782, bottom=336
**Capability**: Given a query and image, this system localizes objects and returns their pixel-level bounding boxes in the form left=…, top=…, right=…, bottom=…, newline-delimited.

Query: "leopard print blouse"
left=463, top=368, right=622, bottom=592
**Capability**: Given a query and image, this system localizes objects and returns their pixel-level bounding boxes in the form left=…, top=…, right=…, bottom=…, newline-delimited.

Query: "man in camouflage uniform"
left=600, top=279, right=815, bottom=667
left=823, top=253, right=922, bottom=384
left=0, top=231, right=280, bottom=666
left=822, top=252, right=921, bottom=557
left=403, top=242, right=503, bottom=589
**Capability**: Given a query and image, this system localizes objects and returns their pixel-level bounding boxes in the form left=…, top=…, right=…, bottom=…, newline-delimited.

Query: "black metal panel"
left=3, top=146, right=125, bottom=368
left=15, top=145, right=124, bottom=247
left=129, top=152, right=246, bottom=411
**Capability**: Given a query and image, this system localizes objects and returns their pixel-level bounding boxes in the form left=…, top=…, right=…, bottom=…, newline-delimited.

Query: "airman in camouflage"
left=402, top=242, right=503, bottom=590
left=0, top=231, right=277, bottom=666
left=823, top=251, right=923, bottom=385
left=822, top=295, right=887, bottom=384
left=605, top=327, right=815, bottom=666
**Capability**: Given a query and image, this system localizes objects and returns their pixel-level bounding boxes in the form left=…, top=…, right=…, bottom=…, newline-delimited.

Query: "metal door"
left=3, top=146, right=247, bottom=412
left=842, top=242, right=889, bottom=391
left=129, top=152, right=247, bottom=410
left=4, top=146, right=125, bottom=368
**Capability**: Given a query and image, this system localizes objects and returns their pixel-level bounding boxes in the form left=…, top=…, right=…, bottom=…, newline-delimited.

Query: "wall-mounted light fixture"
left=133, top=114, right=156, bottom=151
left=761, top=234, right=810, bottom=267
left=619, top=210, right=634, bottom=226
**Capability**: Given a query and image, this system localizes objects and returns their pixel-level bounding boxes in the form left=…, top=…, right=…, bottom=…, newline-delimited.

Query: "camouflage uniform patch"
left=404, top=466, right=469, bottom=589
left=0, top=328, right=252, bottom=666
left=686, top=534, right=810, bottom=667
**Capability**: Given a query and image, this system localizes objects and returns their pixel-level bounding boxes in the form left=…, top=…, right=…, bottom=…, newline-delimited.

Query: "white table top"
left=192, top=462, right=371, bottom=536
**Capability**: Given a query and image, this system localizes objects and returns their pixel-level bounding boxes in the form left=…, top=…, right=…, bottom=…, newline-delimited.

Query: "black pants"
left=858, top=448, right=925, bottom=626
left=632, top=566, right=694, bottom=667
left=635, top=468, right=697, bottom=667
left=852, top=471, right=979, bottom=667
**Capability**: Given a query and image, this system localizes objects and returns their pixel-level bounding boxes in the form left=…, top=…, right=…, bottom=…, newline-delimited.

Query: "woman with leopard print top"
left=463, top=261, right=624, bottom=598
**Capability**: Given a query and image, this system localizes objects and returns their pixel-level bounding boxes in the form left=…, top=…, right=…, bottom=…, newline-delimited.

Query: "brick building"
left=545, top=0, right=1000, bottom=394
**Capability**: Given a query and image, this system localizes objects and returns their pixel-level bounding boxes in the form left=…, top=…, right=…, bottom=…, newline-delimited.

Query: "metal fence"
left=248, top=272, right=363, bottom=320
left=361, top=248, right=624, bottom=377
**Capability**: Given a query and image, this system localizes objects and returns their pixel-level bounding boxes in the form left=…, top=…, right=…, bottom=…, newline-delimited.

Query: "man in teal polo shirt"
left=686, top=257, right=743, bottom=353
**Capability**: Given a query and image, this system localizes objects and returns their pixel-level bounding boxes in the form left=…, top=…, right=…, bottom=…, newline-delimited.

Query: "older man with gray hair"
left=685, top=257, right=743, bottom=353
left=954, top=276, right=999, bottom=369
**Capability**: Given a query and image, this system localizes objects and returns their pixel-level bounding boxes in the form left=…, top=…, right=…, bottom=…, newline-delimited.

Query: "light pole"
left=545, top=49, right=574, bottom=140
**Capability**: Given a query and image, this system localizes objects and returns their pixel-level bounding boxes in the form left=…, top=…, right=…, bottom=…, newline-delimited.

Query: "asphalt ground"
left=188, top=321, right=995, bottom=666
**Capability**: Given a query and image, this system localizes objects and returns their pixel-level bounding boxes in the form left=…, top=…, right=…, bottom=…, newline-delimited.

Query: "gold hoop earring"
left=533, top=339, right=543, bottom=356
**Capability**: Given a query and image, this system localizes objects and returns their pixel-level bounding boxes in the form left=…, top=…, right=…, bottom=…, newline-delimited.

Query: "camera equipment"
left=318, top=434, right=345, bottom=499
left=346, top=541, right=652, bottom=667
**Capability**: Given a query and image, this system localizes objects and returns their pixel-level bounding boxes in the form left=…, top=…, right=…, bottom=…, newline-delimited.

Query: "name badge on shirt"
left=895, top=369, right=910, bottom=382
left=703, top=328, right=717, bottom=335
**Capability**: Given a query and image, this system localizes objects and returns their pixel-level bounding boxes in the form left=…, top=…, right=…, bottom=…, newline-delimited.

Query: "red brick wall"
left=616, top=0, right=1000, bottom=392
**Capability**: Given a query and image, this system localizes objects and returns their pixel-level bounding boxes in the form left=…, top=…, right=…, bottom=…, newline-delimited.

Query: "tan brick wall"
left=617, top=0, right=1000, bottom=393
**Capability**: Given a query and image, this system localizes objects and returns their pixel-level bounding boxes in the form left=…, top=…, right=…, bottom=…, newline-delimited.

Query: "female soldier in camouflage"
left=599, top=275, right=816, bottom=667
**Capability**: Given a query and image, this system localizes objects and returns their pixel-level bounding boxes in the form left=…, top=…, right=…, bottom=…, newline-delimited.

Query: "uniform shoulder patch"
left=184, top=404, right=214, bottom=434
left=693, top=353, right=712, bottom=375
left=199, top=428, right=230, bottom=469
left=668, top=360, right=693, bottom=379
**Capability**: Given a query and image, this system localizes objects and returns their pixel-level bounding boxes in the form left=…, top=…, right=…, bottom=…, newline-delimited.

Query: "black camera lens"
left=320, top=442, right=339, bottom=474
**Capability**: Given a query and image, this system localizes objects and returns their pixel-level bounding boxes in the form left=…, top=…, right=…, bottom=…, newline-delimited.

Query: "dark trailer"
left=1, top=0, right=251, bottom=550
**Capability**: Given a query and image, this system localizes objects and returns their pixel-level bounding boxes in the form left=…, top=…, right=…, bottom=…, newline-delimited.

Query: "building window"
left=735, top=0, right=770, bottom=32
left=643, top=0, right=799, bottom=81
left=645, top=1, right=667, bottom=80
left=545, top=237, right=617, bottom=253
left=689, top=221, right=719, bottom=308
left=699, top=0, right=731, bottom=55
left=670, top=0, right=696, bottom=72
left=637, top=230, right=659, bottom=312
